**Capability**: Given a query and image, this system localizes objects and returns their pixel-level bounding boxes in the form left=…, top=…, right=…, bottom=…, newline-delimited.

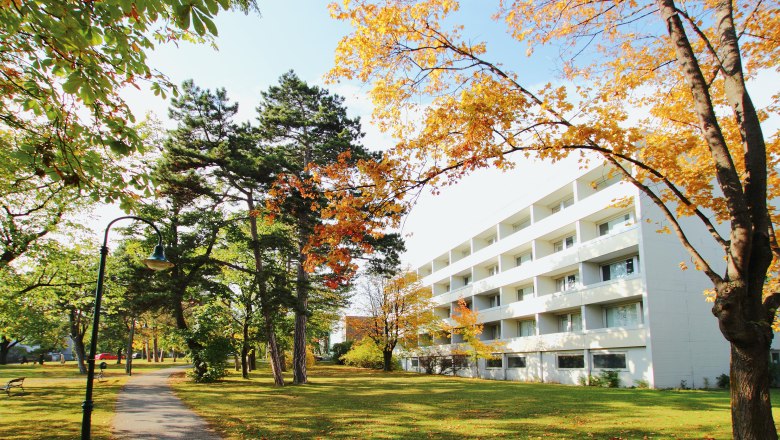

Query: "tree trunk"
left=68, top=309, right=87, bottom=374
left=383, top=350, right=393, bottom=372
left=160, top=349, right=165, bottom=362
left=0, top=336, right=17, bottom=365
left=263, top=306, right=285, bottom=386
left=115, top=348, right=122, bottom=365
left=247, top=192, right=284, bottom=386
left=240, top=345, right=249, bottom=379
left=293, top=247, right=309, bottom=384
left=153, top=332, right=159, bottom=362
left=249, top=349, right=256, bottom=371
left=730, top=343, right=776, bottom=439
left=234, top=354, right=240, bottom=371
left=125, top=319, right=135, bottom=376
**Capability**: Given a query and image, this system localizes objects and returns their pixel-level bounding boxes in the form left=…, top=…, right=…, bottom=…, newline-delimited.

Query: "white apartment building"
left=403, top=163, right=780, bottom=388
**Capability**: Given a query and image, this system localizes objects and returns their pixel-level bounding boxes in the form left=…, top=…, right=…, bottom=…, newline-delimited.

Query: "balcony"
left=501, top=326, right=647, bottom=352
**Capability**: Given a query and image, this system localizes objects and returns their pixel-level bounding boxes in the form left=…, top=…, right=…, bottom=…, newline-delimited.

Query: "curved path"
left=112, top=365, right=221, bottom=440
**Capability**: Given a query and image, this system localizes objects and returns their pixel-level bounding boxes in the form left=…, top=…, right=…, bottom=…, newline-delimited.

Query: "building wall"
left=404, top=163, right=777, bottom=388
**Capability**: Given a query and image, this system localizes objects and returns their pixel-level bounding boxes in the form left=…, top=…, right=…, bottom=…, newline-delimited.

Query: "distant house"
left=330, top=315, right=373, bottom=350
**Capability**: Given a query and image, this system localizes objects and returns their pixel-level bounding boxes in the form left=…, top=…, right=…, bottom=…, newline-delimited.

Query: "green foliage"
left=716, top=373, right=730, bottom=389
left=341, top=338, right=398, bottom=370
left=0, top=0, right=255, bottom=203
left=330, top=341, right=352, bottom=365
left=330, top=340, right=353, bottom=365
left=634, top=379, right=650, bottom=389
left=186, top=303, right=235, bottom=382
left=581, top=370, right=621, bottom=388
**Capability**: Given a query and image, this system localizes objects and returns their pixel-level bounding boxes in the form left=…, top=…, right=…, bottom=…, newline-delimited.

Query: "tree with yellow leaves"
left=441, top=298, right=502, bottom=379
left=329, top=1, right=779, bottom=437
left=358, top=271, right=435, bottom=371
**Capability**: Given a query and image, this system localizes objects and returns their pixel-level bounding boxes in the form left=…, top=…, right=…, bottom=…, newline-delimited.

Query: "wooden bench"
left=2, top=377, right=25, bottom=396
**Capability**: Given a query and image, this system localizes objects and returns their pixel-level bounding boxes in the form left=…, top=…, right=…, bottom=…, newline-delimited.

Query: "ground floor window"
left=486, top=356, right=503, bottom=369
left=592, top=353, right=626, bottom=369
left=557, top=354, right=584, bottom=369
left=507, top=355, right=526, bottom=368
left=411, top=358, right=419, bottom=367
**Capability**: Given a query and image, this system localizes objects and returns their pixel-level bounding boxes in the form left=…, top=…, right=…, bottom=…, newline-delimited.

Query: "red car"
left=94, top=353, right=118, bottom=360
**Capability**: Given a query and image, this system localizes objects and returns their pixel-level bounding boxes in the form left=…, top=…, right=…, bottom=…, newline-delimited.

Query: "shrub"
left=283, top=346, right=316, bottom=370
left=330, top=341, right=353, bottom=365
left=341, top=339, right=385, bottom=369
left=716, top=373, right=730, bottom=388
left=188, top=337, right=231, bottom=383
left=770, top=362, right=780, bottom=387
left=600, top=370, right=621, bottom=388
left=634, top=379, right=650, bottom=389
left=582, top=370, right=621, bottom=387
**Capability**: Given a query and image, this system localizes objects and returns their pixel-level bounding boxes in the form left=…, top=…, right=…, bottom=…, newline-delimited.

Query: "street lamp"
left=81, top=216, right=174, bottom=440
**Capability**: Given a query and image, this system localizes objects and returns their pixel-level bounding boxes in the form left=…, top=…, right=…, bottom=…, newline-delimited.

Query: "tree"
left=0, top=0, right=256, bottom=201
left=330, top=1, right=779, bottom=437
left=442, top=299, right=501, bottom=379
left=163, top=80, right=293, bottom=385
left=257, top=71, right=379, bottom=385
left=358, top=271, right=434, bottom=371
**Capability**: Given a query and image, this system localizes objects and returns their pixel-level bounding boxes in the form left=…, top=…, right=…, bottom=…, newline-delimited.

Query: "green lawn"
left=172, top=363, right=780, bottom=439
left=0, top=360, right=184, bottom=439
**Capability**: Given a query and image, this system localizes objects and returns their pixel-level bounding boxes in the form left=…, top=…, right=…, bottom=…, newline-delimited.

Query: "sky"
left=110, top=1, right=569, bottom=268
left=105, top=1, right=779, bottom=270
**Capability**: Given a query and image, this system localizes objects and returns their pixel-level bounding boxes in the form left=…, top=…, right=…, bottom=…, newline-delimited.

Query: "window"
left=593, top=353, right=626, bottom=369
left=487, top=235, right=497, bottom=245
left=463, top=275, right=471, bottom=285
left=486, top=324, right=501, bottom=340
left=601, top=256, right=637, bottom=281
left=488, top=295, right=500, bottom=308
left=773, top=352, right=780, bottom=364
left=516, top=285, right=534, bottom=301
left=519, top=319, right=536, bottom=337
left=486, top=356, right=503, bottom=368
left=551, top=196, right=575, bottom=214
left=553, top=234, right=576, bottom=252
left=605, top=303, right=640, bottom=328
left=512, top=217, right=531, bottom=232
left=555, top=273, right=579, bottom=292
left=488, top=265, right=499, bottom=276
left=557, top=354, right=585, bottom=369
left=515, top=251, right=532, bottom=267
left=558, top=312, right=582, bottom=332
left=441, top=357, right=453, bottom=370
left=507, top=356, right=526, bottom=368
left=598, top=213, right=633, bottom=236
left=411, top=358, right=419, bottom=367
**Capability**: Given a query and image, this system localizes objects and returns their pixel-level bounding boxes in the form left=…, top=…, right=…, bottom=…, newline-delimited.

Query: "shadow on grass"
left=169, top=364, right=751, bottom=439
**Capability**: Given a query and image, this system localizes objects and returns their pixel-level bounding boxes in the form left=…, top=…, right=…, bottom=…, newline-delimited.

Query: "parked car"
left=94, top=353, right=118, bottom=360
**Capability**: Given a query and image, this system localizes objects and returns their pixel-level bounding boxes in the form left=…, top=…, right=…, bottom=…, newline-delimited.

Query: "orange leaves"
left=265, top=149, right=408, bottom=287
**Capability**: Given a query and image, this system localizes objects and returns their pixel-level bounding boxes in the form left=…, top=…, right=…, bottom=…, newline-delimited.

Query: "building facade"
left=403, top=164, right=779, bottom=388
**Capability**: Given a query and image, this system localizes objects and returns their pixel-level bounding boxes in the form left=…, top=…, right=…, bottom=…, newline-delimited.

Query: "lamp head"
left=142, top=244, right=175, bottom=271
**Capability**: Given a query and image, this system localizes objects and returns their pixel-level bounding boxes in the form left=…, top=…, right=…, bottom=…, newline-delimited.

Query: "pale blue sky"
left=119, top=1, right=570, bottom=267
left=117, top=2, right=778, bottom=268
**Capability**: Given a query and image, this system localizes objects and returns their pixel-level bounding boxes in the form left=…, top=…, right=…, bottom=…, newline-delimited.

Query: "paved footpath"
left=112, top=365, right=222, bottom=440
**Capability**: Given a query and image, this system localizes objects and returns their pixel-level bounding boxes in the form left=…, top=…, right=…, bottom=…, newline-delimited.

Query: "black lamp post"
left=81, top=216, right=174, bottom=440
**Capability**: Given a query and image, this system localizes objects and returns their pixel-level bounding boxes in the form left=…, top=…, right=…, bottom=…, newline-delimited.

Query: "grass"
left=0, top=359, right=185, bottom=439
left=171, top=363, right=780, bottom=439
